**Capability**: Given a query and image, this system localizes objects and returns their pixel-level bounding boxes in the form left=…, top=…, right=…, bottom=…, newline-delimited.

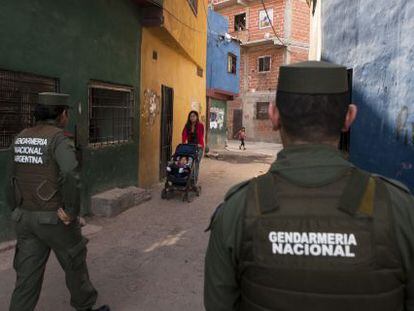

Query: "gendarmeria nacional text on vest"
left=268, top=231, right=357, bottom=258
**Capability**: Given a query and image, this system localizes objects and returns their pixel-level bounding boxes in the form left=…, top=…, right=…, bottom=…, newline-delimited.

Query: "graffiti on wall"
left=142, top=89, right=160, bottom=126
left=209, top=107, right=225, bottom=130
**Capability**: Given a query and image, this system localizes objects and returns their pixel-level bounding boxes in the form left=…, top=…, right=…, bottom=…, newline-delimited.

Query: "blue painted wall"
left=322, top=1, right=414, bottom=190
left=207, top=9, right=240, bottom=94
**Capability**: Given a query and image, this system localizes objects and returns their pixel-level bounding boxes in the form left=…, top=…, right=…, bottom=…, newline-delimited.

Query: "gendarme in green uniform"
left=204, top=62, right=414, bottom=311
left=9, top=93, right=98, bottom=311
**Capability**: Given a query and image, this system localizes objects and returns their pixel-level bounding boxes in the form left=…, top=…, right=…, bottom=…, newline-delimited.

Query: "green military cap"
left=277, top=61, right=348, bottom=94
left=38, top=92, right=71, bottom=107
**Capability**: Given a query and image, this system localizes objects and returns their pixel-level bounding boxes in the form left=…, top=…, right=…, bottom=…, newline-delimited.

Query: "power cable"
left=146, top=0, right=206, bottom=34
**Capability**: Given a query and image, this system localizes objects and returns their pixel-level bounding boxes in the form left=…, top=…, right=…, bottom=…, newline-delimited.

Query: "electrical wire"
left=260, top=0, right=285, bottom=46
left=146, top=0, right=207, bottom=34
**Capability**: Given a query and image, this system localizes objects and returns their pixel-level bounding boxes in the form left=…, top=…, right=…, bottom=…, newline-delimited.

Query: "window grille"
left=0, top=69, right=59, bottom=149
left=88, top=82, right=134, bottom=146
left=256, top=102, right=269, bottom=120
left=258, top=56, right=271, bottom=72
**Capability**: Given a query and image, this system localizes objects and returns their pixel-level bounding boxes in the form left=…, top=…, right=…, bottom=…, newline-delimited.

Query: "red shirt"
left=182, top=122, right=205, bottom=148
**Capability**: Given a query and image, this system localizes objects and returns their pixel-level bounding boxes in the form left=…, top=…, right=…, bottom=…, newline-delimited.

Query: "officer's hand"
left=57, top=208, right=72, bottom=225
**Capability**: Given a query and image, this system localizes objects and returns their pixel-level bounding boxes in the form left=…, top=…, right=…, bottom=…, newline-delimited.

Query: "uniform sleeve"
left=387, top=185, right=414, bottom=310
left=204, top=189, right=246, bottom=311
left=53, top=134, right=81, bottom=217
left=54, top=134, right=78, bottom=174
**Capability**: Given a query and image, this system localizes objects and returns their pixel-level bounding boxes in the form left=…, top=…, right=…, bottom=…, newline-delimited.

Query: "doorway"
left=232, top=109, right=243, bottom=137
left=160, top=85, right=174, bottom=180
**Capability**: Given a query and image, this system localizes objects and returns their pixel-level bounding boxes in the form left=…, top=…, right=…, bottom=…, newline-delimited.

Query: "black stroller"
left=161, top=144, right=202, bottom=202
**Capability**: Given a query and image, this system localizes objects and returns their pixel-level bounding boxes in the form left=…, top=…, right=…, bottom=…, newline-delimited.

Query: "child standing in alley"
left=235, top=127, right=247, bottom=150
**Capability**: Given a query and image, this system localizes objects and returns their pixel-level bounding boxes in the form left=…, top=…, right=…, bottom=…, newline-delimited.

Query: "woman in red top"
left=182, top=110, right=205, bottom=182
left=182, top=110, right=205, bottom=150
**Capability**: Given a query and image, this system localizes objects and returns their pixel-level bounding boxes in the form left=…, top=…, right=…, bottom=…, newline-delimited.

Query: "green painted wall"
left=0, top=0, right=142, bottom=241
left=208, top=99, right=227, bottom=149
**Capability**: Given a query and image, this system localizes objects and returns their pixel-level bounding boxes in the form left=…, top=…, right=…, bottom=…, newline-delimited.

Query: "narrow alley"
left=0, top=147, right=278, bottom=311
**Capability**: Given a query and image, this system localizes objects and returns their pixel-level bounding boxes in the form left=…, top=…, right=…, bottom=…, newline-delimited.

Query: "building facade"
left=320, top=0, right=414, bottom=191
left=211, top=0, right=310, bottom=142
left=138, top=0, right=208, bottom=187
left=206, top=9, right=241, bottom=150
left=0, top=0, right=147, bottom=241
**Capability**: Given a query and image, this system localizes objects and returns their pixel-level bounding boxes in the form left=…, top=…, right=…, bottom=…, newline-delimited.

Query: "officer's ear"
left=269, top=103, right=282, bottom=132
left=342, top=104, right=358, bottom=132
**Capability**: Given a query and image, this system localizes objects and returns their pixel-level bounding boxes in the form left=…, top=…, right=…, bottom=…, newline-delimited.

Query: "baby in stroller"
left=166, top=156, right=193, bottom=177
left=162, top=144, right=201, bottom=202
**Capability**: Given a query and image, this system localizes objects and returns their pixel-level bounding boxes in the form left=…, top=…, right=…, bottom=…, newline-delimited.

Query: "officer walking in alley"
left=9, top=92, right=109, bottom=311
left=204, top=61, right=414, bottom=311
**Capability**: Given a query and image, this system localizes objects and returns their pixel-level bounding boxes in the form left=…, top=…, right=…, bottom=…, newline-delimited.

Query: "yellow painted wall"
left=138, top=0, right=207, bottom=187
left=163, top=0, right=208, bottom=68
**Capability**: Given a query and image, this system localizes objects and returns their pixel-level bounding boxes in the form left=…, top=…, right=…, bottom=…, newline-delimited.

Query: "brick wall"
left=244, top=44, right=285, bottom=92
left=214, top=0, right=310, bottom=143
left=291, top=0, right=310, bottom=44
left=215, top=0, right=285, bottom=42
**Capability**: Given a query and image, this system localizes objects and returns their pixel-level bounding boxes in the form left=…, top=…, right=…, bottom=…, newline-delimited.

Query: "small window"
left=258, top=56, right=271, bottom=72
left=0, top=69, right=59, bottom=149
left=188, top=0, right=198, bottom=15
left=197, top=66, right=204, bottom=77
left=227, top=53, right=237, bottom=74
left=89, top=82, right=134, bottom=146
left=234, top=13, right=246, bottom=31
left=256, top=102, right=269, bottom=120
left=259, top=8, right=273, bottom=29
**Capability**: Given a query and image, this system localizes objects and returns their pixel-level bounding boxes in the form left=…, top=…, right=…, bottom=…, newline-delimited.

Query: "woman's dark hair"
left=34, top=104, right=68, bottom=122
left=276, top=91, right=349, bottom=142
left=185, top=110, right=200, bottom=130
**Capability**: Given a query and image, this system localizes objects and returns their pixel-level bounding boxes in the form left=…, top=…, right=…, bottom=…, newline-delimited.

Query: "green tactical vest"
left=239, top=168, right=405, bottom=311
left=12, top=124, right=63, bottom=211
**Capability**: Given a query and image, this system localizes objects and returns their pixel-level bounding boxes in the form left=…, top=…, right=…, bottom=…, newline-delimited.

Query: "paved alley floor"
left=0, top=148, right=279, bottom=311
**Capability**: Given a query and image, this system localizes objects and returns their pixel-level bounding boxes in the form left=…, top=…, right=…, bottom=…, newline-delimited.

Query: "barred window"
left=258, top=56, right=271, bottom=72
left=88, top=82, right=134, bottom=146
left=256, top=102, right=269, bottom=120
left=0, top=69, right=59, bottom=149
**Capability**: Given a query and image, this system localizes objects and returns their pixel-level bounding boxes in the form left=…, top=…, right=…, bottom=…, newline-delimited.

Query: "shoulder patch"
left=376, top=175, right=411, bottom=194
left=224, top=179, right=251, bottom=201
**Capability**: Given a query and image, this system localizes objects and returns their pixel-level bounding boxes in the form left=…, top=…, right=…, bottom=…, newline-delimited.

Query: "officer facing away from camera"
left=204, top=61, right=414, bottom=311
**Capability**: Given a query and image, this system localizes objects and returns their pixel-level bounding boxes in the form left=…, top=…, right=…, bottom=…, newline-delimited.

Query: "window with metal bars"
left=0, top=69, right=59, bottom=149
left=256, top=102, right=269, bottom=120
left=258, top=56, right=271, bottom=72
left=88, top=82, right=134, bottom=146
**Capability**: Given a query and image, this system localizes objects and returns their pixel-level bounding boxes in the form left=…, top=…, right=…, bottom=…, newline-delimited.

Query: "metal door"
left=160, top=85, right=174, bottom=180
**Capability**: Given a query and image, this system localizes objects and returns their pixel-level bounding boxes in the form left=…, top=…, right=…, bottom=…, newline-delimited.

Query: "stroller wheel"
left=161, top=189, right=167, bottom=200
left=196, top=186, right=201, bottom=197
left=182, top=193, right=190, bottom=203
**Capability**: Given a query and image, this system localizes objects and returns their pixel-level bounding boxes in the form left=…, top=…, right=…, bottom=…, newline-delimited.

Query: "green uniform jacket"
left=204, top=144, right=414, bottom=311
